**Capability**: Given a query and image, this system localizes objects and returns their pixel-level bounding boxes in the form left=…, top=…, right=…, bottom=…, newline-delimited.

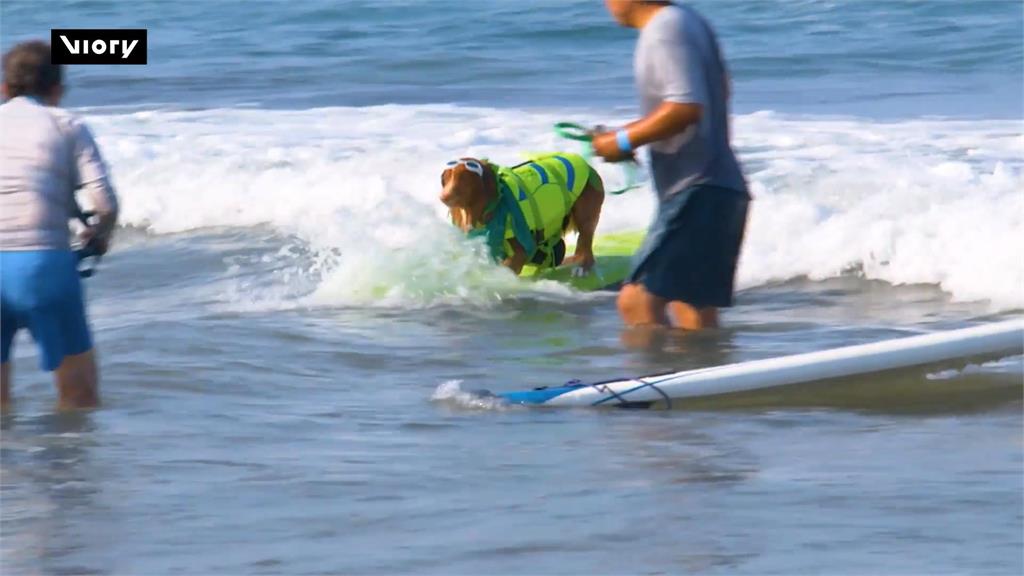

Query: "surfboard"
left=498, top=319, right=1024, bottom=407
left=518, top=231, right=644, bottom=291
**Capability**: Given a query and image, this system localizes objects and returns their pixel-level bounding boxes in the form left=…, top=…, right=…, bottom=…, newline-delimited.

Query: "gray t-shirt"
left=634, top=3, right=747, bottom=198
left=0, top=96, right=118, bottom=250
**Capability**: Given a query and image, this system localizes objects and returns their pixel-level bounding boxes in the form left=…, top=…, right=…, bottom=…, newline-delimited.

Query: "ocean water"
left=1, top=1, right=1023, bottom=574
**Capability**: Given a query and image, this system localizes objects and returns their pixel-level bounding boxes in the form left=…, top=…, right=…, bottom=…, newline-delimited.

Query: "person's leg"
left=617, top=283, right=671, bottom=347
left=619, top=188, right=700, bottom=330
left=618, top=283, right=718, bottom=330
left=1, top=263, right=17, bottom=411
left=633, top=187, right=748, bottom=332
left=26, top=250, right=99, bottom=410
left=54, top=350, right=99, bottom=410
left=617, top=282, right=670, bottom=326
left=668, top=302, right=719, bottom=330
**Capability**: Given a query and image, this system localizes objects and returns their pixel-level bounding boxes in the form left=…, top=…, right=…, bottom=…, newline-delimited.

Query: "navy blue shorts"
left=1, top=250, right=93, bottom=371
left=628, top=185, right=749, bottom=308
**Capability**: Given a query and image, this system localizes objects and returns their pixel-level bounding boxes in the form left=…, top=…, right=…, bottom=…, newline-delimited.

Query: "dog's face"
left=440, top=158, right=486, bottom=208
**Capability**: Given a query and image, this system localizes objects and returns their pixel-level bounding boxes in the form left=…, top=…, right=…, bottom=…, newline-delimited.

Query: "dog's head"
left=440, top=158, right=487, bottom=209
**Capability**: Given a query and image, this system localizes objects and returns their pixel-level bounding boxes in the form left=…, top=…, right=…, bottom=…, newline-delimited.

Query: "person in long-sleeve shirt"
left=1, top=40, right=119, bottom=410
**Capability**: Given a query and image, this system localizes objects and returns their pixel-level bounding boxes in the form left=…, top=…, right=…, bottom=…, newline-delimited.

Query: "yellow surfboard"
left=519, top=231, right=645, bottom=291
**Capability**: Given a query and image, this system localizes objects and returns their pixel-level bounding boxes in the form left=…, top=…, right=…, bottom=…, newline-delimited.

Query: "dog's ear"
left=449, top=207, right=468, bottom=230
left=481, top=162, right=496, bottom=196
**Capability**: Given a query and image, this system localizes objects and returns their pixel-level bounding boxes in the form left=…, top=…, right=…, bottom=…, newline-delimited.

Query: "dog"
left=440, top=153, right=604, bottom=276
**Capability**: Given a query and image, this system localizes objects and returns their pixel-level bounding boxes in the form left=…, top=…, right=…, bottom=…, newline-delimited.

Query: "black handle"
left=74, top=210, right=100, bottom=278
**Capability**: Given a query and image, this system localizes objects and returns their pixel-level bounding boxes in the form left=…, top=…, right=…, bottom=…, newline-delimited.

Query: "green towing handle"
left=553, top=121, right=594, bottom=143
left=553, top=122, right=642, bottom=195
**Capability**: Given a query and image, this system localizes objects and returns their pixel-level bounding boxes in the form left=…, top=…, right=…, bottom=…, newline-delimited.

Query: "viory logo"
left=50, top=29, right=147, bottom=65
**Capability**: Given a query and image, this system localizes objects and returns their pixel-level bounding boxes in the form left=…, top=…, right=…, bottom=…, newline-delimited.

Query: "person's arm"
left=72, top=121, right=119, bottom=254
left=593, top=30, right=708, bottom=162
left=593, top=102, right=702, bottom=162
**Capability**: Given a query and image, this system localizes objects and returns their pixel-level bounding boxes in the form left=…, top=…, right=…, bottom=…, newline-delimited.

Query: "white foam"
left=430, top=380, right=515, bottom=411
left=734, top=112, right=1023, bottom=310
left=81, top=105, right=1023, bottom=310
left=926, top=356, right=1024, bottom=380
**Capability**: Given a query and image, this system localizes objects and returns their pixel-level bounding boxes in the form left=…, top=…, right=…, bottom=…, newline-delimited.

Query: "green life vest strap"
left=468, top=170, right=537, bottom=263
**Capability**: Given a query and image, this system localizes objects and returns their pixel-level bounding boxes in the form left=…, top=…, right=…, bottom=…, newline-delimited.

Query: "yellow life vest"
left=482, top=153, right=591, bottom=268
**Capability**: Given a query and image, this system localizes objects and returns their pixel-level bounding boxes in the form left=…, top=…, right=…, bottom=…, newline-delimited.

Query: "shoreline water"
left=2, top=1, right=1022, bottom=574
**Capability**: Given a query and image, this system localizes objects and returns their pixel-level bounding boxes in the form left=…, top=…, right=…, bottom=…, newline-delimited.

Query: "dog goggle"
left=445, top=159, right=484, bottom=177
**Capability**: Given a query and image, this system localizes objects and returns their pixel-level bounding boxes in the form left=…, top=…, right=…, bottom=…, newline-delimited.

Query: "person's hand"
left=79, top=226, right=110, bottom=256
left=591, top=129, right=635, bottom=163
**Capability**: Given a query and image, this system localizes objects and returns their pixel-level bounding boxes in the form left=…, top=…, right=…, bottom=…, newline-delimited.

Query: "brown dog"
left=440, top=154, right=604, bottom=275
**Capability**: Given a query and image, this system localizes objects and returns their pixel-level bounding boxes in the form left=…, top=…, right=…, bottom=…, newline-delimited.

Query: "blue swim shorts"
left=1, top=249, right=93, bottom=371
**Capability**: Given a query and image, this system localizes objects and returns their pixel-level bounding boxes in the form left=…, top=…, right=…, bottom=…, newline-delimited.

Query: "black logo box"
left=51, top=29, right=147, bottom=65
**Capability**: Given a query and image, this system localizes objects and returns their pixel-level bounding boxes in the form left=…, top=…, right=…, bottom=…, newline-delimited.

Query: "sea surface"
left=1, top=1, right=1022, bottom=574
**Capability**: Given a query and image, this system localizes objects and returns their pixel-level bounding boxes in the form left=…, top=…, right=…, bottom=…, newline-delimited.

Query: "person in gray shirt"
left=593, top=1, right=749, bottom=332
left=1, top=40, right=118, bottom=410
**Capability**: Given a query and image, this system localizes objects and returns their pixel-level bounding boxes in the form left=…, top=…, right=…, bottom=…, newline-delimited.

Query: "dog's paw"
left=571, top=265, right=594, bottom=278
left=563, top=253, right=596, bottom=278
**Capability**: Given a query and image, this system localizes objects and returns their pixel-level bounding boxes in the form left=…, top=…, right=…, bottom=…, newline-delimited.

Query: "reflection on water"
left=1, top=412, right=112, bottom=576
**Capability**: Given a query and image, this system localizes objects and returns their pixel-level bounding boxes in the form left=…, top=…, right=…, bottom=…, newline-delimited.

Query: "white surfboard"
left=499, top=319, right=1024, bottom=407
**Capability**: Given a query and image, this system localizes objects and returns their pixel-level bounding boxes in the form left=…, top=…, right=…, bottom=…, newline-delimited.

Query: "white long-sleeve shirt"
left=0, top=96, right=119, bottom=250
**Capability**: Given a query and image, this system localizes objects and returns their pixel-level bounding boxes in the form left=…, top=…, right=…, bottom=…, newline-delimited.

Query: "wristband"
left=615, top=129, right=633, bottom=154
